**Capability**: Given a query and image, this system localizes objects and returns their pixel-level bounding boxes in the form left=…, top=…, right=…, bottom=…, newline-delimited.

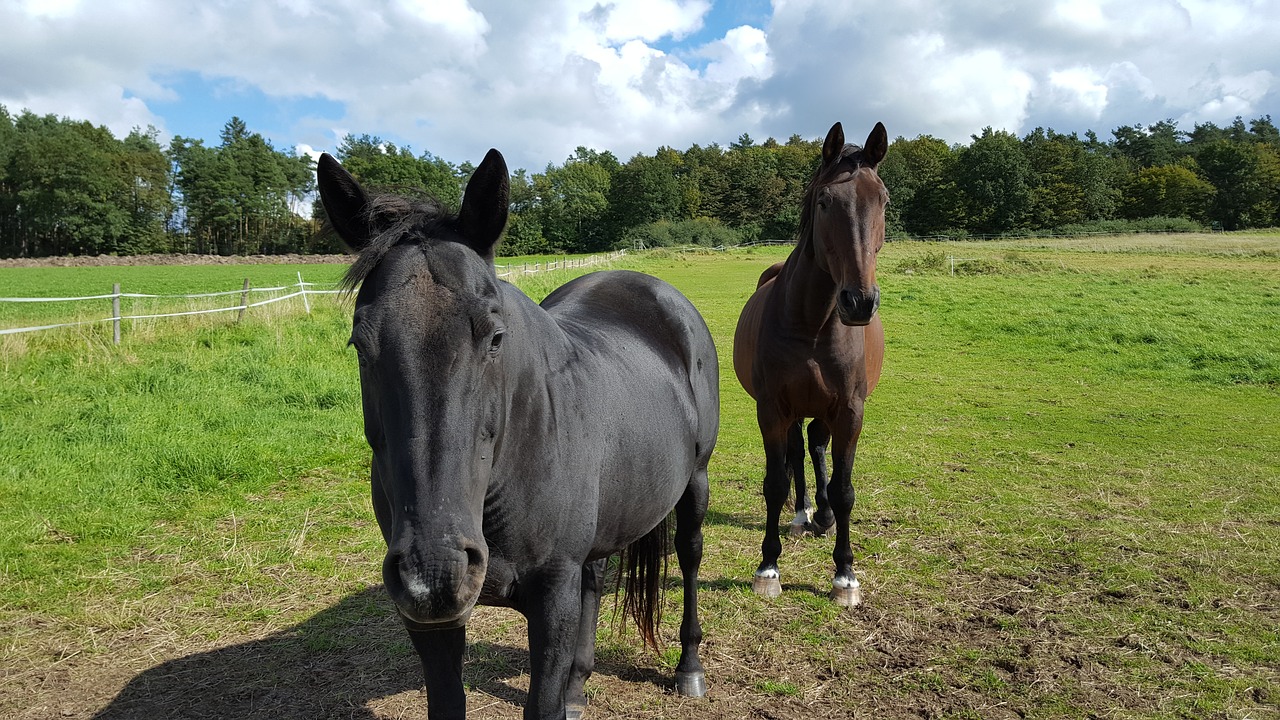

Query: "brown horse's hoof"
left=829, top=580, right=863, bottom=608
left=675, top=670, right=707, bottom=697
left=752, top=573, right=782, bottom=598
left=806, top=521, right=835, bottom=537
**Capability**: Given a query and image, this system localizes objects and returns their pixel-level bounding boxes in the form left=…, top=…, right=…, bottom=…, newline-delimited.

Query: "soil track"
left=0, top=253, right=353, bottom=268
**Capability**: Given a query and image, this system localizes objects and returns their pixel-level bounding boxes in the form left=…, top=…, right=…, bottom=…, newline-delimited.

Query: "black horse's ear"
left=317, top=153, right=373, bottom=252
left=457, top=148, right=509, bottom=263
left=863, top=122, right=888, bottom=168
left=821, top=122, right=845, bottom=166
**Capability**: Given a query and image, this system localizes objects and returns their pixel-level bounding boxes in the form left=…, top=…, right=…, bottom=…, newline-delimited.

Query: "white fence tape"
left=0, top=285, right=301, bottom=303
left=1, top=251, right=625, bottom=339
left=493, top=251, right=624, bottom=279
left=0, top=282, right=342, bottom=337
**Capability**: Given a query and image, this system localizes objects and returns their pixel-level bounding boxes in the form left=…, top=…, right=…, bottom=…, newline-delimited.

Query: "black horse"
left=317, top=149, right=719, bottom=720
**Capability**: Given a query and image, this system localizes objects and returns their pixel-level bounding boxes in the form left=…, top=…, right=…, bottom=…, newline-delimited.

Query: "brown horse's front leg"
left=827, top=403, right=864, bottom=608
left=753, top=406, right=791, bottom=598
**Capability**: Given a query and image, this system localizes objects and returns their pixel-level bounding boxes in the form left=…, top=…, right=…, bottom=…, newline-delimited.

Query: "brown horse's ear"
left=457, top=148, right=510, bottom=263
left=863, top=122, right=888, bottom=168
left=822, top=122, right=845, bottom=166
left=317, top=153, right=373, bottom=252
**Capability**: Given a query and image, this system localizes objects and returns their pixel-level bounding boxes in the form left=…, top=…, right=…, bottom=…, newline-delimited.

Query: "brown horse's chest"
left=754, top=327, right=865, bottom=417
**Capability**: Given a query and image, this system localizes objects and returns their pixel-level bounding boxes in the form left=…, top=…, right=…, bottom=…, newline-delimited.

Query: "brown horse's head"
left=804, top=122, right=889, bottom=326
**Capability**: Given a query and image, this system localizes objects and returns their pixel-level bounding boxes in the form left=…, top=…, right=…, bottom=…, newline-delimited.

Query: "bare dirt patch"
left=6, top=557, right=1275, bottom=720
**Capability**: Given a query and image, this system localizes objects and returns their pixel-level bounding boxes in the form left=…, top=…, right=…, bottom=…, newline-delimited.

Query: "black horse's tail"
left=616, top=515, right=670, bottom=651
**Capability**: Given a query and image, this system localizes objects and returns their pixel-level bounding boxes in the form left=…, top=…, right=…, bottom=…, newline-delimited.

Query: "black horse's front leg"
left=565, top=559, right=606, bottom=720
left=673, top=468, right=709, bottom=697
left=753, top=405, right=791, bottom=598
left=523, top=564, right=584, bottom=720
left=406, top=624, right=467, bottom=720
left=827, top=404, right=864, bottom=608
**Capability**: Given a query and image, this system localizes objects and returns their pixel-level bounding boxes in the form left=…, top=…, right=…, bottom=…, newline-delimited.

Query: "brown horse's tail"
left=615, top=515, right=670, bottom=651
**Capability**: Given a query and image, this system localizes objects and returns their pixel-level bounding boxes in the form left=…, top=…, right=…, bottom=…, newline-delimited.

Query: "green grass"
left=1, top=236, right=1278, bottom=719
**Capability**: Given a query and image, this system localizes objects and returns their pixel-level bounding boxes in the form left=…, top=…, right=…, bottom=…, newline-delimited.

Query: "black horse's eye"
left=348, top=337, right=368, bottom=366
left=488, top=330, right=504, bottom=356
left=816, top=188, right=831, bottom=210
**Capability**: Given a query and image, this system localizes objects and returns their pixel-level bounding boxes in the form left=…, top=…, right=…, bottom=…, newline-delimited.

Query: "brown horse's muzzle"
left=383, top=536, right=488, bottom=627
left=836, top=286, right=880, bottom=326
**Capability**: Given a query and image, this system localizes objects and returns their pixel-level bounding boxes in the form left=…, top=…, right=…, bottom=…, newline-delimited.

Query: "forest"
left=1, top=104, right=1278, bottom=258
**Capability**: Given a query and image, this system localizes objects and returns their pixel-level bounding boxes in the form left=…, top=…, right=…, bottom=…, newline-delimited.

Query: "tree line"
left=2, top=105, right=1278, bottom=259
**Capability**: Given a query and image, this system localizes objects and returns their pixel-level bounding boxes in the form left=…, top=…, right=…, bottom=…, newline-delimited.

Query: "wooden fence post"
left=112, top=283, right=121, bottom=344
left=237, top=278, right=251, bottom=322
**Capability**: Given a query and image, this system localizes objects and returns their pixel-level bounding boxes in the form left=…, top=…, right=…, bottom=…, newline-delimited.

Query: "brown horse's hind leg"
left=673, top=469, right=709, bottom=697
left=805, top=419, right=835, bottom=536
left=787, top=421, right=812, bottom=537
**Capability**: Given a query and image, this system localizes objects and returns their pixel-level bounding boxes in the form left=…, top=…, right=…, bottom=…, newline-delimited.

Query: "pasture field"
left=1, top=234, right=1277, bottom=719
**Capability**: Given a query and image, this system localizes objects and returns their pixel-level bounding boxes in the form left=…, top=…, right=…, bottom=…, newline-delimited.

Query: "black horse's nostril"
left=463, top=543, right=486, bottom=573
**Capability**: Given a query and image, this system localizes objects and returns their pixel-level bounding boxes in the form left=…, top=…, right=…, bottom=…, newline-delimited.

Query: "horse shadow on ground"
left=92, top=587, right=668, bottom=720
left=703, top=507, right=764, bottom=532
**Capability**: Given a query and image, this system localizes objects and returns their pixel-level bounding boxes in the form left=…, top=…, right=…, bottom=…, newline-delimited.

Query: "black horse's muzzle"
left=836, top=286, right=880, bottom=326
left=383, top=538, right=488, bottom=626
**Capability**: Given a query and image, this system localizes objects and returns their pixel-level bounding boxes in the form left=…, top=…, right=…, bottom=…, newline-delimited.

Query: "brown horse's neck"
left=775, top=238, right=839, bottom=333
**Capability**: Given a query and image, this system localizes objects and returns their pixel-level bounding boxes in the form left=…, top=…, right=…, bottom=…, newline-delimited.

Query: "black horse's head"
left=317, top=149, right=511, bottom=628
left=804, top=122, right=889, bottom=326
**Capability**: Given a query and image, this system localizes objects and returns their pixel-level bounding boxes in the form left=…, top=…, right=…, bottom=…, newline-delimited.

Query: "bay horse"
left=317, top=149, right=718, bottom=719
left=732, top=121, right=888, bottom=608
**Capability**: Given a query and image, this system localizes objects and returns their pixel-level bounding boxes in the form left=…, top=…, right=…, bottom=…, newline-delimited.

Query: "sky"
left=3, top=0, right=1279, bottom=173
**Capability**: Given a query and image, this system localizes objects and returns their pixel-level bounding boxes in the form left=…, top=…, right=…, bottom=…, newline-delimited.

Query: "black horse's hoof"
left=566, top=702, right=587, bottom=720
left=675, top=670, right=707, bottom=698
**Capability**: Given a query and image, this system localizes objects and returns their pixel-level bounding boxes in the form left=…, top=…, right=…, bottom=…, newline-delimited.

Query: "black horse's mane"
left=796, top=143, right=867, bottom=250
left=335, top=191, right=459, bottom=293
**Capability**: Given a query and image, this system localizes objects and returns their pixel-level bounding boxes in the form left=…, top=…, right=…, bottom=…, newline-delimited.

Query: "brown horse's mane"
left=333, top=191, right=459, bottom=293
left=795, top=143, right=868, bottom=254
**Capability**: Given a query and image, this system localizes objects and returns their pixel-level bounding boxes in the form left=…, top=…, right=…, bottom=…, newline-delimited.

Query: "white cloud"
left=1047, top=67, right=1109, bottom=119
left=583, top=0, right=710, bottom=44
left=395, top=0, right=490, bottom=43
left=0, top=0, right=1277, bottom=169
left=702, top=26, right=771, bottom=85
left=15, top=0, right=82, bottom=20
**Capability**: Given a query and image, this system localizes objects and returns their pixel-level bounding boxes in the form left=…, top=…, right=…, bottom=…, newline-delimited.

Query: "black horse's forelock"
left=336, top=191, right=460, bottom=294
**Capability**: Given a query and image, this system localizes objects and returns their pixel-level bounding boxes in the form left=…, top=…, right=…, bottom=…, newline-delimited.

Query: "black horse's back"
left=544, top=268, right=719, bottom=453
